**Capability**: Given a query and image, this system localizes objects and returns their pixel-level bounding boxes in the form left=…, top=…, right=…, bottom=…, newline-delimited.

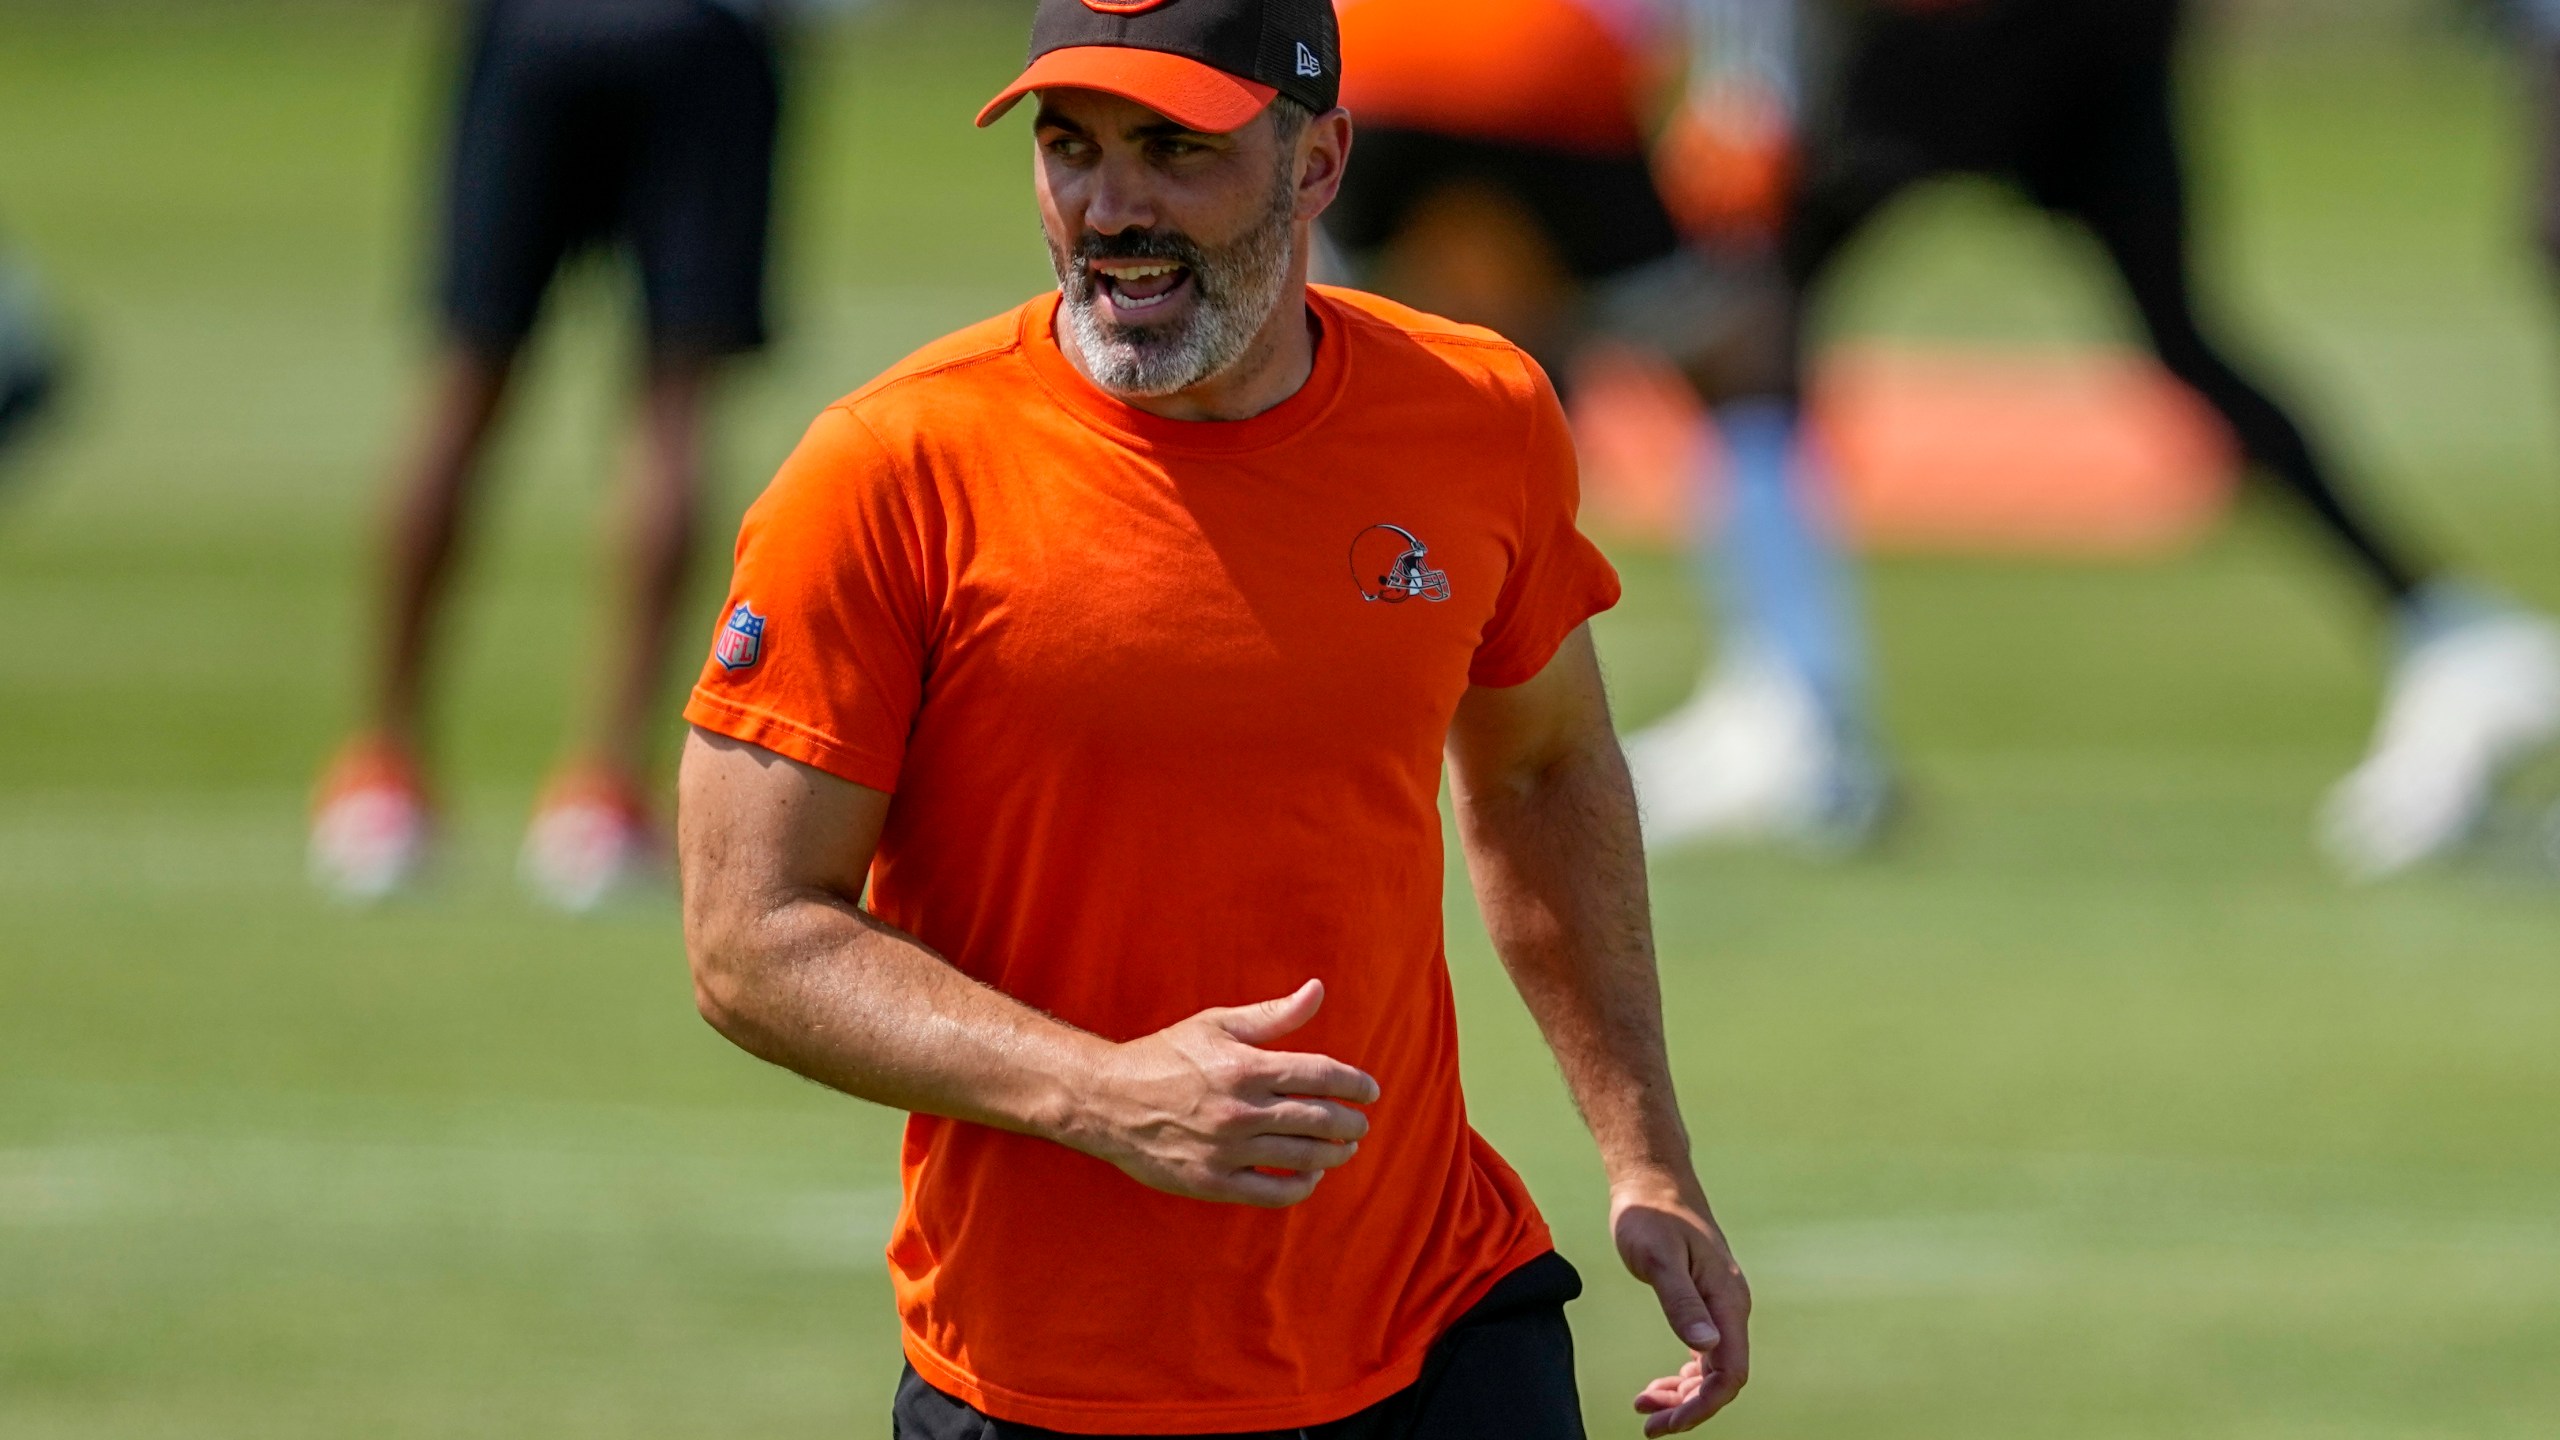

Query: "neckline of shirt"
left=1015, top=288, right=1353, bottom=456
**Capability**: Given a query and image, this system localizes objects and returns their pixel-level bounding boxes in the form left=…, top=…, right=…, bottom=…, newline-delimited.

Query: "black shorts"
left=891, top=1251, right=1587, bottom=1440
left=1325, top=127, right=1683, bottom=284
left=1799, top=0, right=2181, bottom=221
left=438, top=0, right=781, bottom=357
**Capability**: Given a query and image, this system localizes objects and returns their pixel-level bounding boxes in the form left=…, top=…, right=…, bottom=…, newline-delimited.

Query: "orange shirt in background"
left=685, top=287, right=1621, bottom=1434
left=1336, top=0, right=1669, bottom=155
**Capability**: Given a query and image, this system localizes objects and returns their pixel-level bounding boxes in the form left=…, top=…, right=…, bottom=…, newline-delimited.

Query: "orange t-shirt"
left=1336, top=0, right=1672, bottom=155
left=683, top=286, right=1621, bottom=1434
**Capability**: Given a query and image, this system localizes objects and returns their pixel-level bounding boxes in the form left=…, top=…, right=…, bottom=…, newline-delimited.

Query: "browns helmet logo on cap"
left=977, top=0, right=1340, bottom=135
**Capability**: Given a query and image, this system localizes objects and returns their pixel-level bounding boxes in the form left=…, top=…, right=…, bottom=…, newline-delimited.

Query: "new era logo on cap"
left=978, top=0, right=1341, bottom=134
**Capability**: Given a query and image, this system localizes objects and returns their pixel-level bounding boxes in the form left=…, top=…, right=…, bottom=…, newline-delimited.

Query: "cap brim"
left=976, top=46, right=1278, bottom=134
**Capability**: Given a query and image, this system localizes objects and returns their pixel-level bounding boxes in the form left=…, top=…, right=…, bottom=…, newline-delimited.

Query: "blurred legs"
left=2077, top=143, right=2558, bottom=874
left=601, top=354, right=713, bottom=783
left=1619, top=154, right=1919, bottom=853
left=2313, top=34, right=2560, bottom=877
left=1759, top=11, right=2560, bottom=875
left=2062, top=73, right=2428, bottom=603
left=2061, top=67, right=2560, bottom=876
left=318, top=344, right=718, bottom=907
left=515, top=354, right=716, bottom=914
left=1708, top=398, right=1865, bottom=730
left=311, top=342, right=515, bottom=902
left=1625, top=397, right=1889, bottom=852
left=372, top=343, right=518, bottom=753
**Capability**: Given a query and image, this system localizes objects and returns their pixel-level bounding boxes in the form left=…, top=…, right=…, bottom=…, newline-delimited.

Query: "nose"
left=1080, top=154, right=1159, bottom=238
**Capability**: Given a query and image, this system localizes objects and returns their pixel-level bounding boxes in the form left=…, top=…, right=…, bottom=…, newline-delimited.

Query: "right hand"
left=1068, top=979, right=1379, bottom=1208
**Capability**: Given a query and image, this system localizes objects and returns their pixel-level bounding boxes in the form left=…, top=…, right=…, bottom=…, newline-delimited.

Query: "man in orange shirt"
left=676, top=0, right=1749, bottom=1434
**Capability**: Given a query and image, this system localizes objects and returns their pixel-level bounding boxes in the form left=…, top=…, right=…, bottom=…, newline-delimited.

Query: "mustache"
left=1066, top=229, right=1210, bottom=293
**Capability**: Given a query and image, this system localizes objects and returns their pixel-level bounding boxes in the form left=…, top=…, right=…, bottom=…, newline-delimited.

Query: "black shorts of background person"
left=1327, top=127, right=1685, bottom=285
left=1781, top=0, right=2428, bottom=603
left=441, top=0, right=782, bottom=358
left=891, top=1252, right=1587, bottom=1440
left=1323, top=127, right=1779, bottom=394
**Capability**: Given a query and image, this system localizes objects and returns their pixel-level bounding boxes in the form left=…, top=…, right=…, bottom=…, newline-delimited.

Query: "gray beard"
left=1049, top=178, right=1298, bottom=399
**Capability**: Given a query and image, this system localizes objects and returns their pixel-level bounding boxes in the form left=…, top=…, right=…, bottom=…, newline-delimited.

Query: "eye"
left=1042, top=134, right=1097, bottom=162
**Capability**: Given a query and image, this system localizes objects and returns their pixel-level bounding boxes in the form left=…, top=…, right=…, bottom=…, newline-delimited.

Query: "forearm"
left=1455, top=731, right=1695, bottom=1189
left=690, top=890, right=1107, bottom=1142
left=676, top=731, right=1376, bottom=1211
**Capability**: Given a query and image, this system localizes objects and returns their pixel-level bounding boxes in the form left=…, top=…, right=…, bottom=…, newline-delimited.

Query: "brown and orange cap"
left=976, top=0, right=1341, bottom=136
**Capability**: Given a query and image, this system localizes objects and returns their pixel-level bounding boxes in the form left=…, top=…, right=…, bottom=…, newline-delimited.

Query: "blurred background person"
left=2513, top=0, right=2560, bottom=867
left=0, top=236, right=64, bottom=477
left=1328, top=0, right=1891, bottom=851
left=308, top=0, right=786, bottom=910
left=1657, top=0, right=2560, bottom=875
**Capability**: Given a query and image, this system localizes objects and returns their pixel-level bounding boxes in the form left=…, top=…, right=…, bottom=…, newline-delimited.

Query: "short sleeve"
left=683, top=405, right=935, bottom=792
left=1468, top=363, right=1623, bottom=688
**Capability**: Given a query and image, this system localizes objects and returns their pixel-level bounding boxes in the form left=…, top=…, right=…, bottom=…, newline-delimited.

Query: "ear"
left=1292, top=108, right=1355, bottom=225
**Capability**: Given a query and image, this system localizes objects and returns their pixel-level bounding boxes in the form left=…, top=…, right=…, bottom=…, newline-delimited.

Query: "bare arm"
left=677, top=728, right=1378, bottom=1208
left=1446, top=627, right=1751, bottom=1433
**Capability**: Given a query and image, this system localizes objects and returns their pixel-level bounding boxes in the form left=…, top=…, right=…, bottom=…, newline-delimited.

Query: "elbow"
left=684, top=923, right=760, bottom=1045
left=691, top=966, right=743, bottom=1039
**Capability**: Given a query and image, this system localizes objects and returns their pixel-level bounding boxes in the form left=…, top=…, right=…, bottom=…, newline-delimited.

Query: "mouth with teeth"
left=1052, top=209, right=1289, bottom=396
left=1090, top=258, right=1196, bottom=319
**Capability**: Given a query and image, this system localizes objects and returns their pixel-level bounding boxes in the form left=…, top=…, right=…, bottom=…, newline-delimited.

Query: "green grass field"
left=3, top=3, right=2556, bottom=1436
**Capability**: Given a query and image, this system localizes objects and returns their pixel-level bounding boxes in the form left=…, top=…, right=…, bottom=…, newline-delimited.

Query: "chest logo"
left=714, top=602, right=767, bottom=671
left=1350, top=524, right=1451, bottom=605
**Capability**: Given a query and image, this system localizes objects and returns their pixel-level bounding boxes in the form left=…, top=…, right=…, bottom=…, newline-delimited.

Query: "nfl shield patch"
left=714, top=603, right=766, bottom=672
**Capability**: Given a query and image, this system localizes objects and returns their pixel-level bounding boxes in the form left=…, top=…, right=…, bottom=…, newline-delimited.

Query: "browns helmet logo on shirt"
left=1350, top=524, right=1451, bottom=604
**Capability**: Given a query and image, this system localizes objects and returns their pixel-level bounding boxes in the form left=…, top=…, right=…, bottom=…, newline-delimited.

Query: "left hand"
left=1611, top=1174, right=1750, bottom=1434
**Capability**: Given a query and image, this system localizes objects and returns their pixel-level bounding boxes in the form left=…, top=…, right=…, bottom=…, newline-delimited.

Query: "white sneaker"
left=309, top=737, right=433, bottom=903
left=1625, top=650, right=1888, bottom=853
left=519, top=767, right=663, bottom=914
left=2320, top=594, right=2560, bottom=878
